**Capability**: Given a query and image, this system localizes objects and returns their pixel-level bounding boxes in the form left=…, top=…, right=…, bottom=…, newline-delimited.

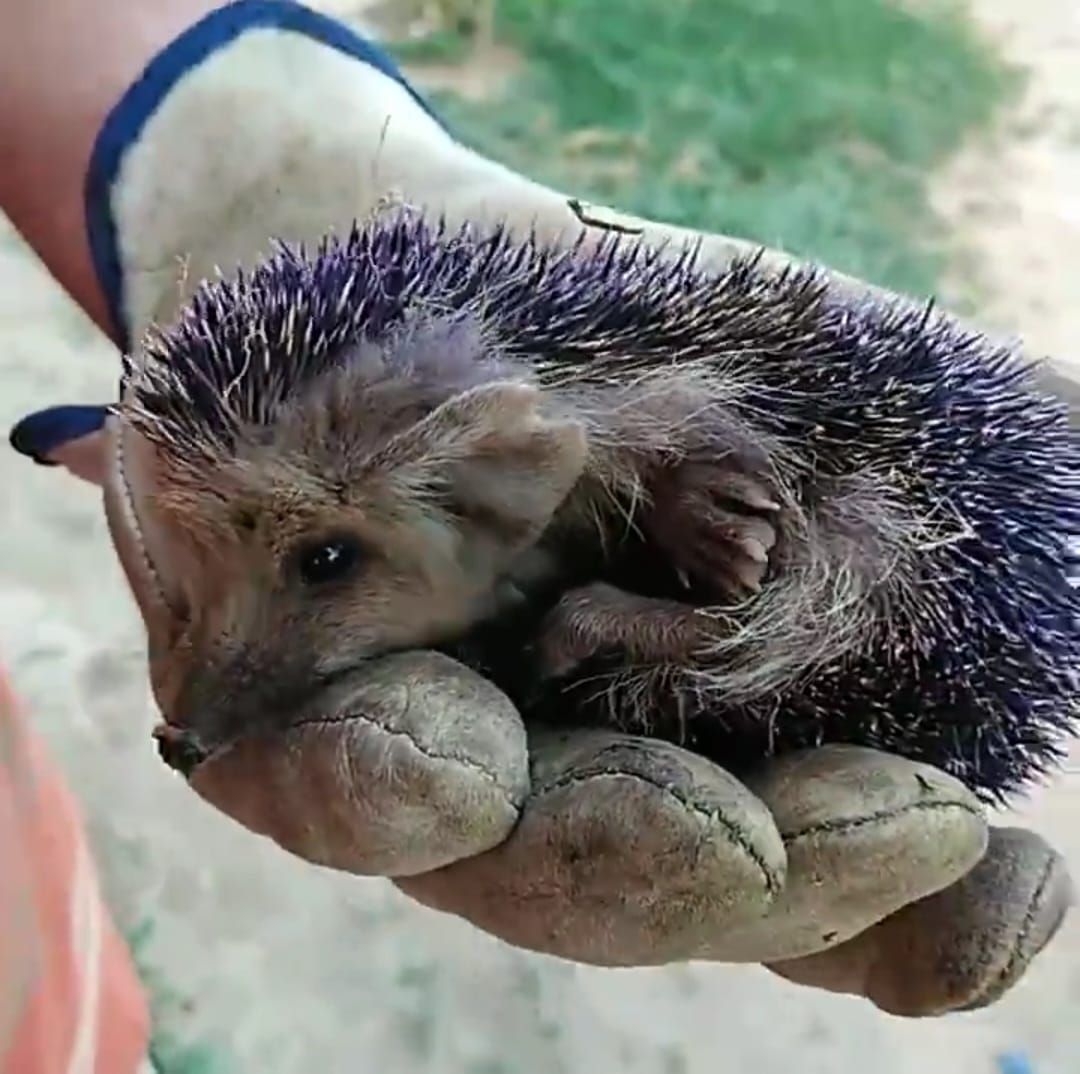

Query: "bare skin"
left=0, top=0, right=221, bottom=337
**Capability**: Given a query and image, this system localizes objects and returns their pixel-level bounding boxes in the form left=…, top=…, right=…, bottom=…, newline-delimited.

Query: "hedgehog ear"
left=366, top=381, right=588, bottom=551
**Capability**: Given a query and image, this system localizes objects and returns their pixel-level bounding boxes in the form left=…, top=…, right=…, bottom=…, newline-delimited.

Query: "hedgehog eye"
left=295, top=536, right=365, bottom=587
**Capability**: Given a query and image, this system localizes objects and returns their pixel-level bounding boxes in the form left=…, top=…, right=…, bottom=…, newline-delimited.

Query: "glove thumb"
left=9, top=404, right=111, bottom=485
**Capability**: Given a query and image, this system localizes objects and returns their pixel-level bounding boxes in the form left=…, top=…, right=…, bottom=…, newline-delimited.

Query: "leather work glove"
left=9, top=1, right=1073, bottom=1017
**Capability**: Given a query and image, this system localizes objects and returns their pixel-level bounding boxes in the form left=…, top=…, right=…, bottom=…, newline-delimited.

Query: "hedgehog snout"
left=153, top=723, right=210, bottom=776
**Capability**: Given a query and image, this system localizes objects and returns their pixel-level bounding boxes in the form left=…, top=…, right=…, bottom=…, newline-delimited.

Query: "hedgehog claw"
left=724, top=474, right=783, bottom=514
left=738, top=537, right=770, bottom=565
left=685, top=510, right=776, bottom=599
left=722, top=560, right=766, bottom=598
left=642, top=459, right=782, bottom=601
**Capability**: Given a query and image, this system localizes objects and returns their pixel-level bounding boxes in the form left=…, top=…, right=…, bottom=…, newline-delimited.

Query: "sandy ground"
left=931, top=0, right=1080, bottom=375
left=1, top=2, right=1079, bottom=1072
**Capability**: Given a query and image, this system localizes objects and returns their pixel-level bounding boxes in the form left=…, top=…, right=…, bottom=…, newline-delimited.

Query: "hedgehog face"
left=106, top=353, right=588, bottom=756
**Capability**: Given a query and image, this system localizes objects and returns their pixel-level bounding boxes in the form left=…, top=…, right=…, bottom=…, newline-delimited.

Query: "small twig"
left=567, top=197, right=644, bottom=235
left=371, top=112, right=392, bottom=190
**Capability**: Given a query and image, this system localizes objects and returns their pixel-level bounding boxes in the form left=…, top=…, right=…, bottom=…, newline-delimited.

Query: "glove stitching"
left=538, top=767, right=783, bottom=895
left=289, top=711, right=521, bottom=808
left=115, top=424, right=170, bottom=612
left=781, top=798, right=981, bottom=843
left=966, top=851, right=1060, bottom=1010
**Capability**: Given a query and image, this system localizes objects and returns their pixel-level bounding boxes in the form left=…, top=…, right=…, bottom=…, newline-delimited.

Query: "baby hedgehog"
left=122, top=211, right=1080, bottom=803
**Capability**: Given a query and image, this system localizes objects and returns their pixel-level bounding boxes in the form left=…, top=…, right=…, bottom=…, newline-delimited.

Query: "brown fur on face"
left=132, top=369, right=588, bottom=755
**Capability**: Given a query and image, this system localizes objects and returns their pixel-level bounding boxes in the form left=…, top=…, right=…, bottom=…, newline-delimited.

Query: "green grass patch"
left=126, top=918, right=235, bottom=1074
left=392, top=0, right=1020, bottom=298
left=389, top=27, right=476, bottom=65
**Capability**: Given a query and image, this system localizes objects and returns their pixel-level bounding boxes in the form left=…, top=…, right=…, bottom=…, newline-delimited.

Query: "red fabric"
left=1, top=667, right=150, bottom=1074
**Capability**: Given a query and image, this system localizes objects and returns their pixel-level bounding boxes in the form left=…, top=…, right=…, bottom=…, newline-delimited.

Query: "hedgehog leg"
left=533, top=581, right=726, bottom=681
left=642, top=459, right=783, bottom=600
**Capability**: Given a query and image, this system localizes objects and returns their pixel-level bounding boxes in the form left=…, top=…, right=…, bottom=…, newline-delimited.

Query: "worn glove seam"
left=966, top=852, right=1060, bottom=1009
left=288, top=711, right=520, bottom=808
left=538, top=768, right=783, bottom=895
left=782, top=798, right=981, bottom=843
left=114, top=424, right=171, bottom=613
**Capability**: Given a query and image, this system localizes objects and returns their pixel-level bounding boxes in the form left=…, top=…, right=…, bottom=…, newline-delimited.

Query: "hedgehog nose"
left=153, top=723, right=209, bottom=776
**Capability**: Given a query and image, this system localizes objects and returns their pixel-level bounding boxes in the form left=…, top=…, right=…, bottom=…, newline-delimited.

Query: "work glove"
left=10, top=1, right=1072, bottom=1016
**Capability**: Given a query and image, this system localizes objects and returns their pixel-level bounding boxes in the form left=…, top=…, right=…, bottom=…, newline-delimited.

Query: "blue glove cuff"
left=9, top=404, right=110, bottom=465
left=86, top=0, right=444, bottom=352
left=11, top=2, right=444, bottom=464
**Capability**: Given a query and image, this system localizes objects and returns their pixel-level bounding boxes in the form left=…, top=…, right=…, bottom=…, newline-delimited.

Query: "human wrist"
left=0, top=0, right=222, bottom=339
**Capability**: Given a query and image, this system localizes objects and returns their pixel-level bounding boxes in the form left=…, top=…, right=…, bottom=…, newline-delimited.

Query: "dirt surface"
left=932, top=0, right=1080, bottom=374
left=1, top=2, right=1078, bottom=1072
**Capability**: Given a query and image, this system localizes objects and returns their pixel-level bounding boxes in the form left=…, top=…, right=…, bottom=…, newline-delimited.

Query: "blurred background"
left=1, top=1, right=1078, bottom=1071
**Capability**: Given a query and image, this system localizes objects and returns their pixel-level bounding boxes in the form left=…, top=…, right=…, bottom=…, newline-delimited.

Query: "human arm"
left=0, top=0, right=223, bottom=337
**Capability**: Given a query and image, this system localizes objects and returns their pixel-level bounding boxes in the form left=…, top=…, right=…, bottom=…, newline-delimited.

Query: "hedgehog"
left=120, top=210, right=1080, bottom=804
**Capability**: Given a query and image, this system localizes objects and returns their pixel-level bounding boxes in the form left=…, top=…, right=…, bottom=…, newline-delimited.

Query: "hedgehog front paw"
left=645, top=460, right=782, bottom=601
left=533, top=583, right=714, bottom=681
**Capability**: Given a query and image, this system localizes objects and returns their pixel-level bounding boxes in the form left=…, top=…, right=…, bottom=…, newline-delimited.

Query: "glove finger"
left=395, top=725, right=787, bottom=966
left=183, top=650, right=529, bottom=877
left=767, top=825, right=1073, bottom=1015
left=696, top=745, right=988, bottom=964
